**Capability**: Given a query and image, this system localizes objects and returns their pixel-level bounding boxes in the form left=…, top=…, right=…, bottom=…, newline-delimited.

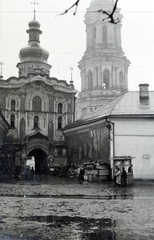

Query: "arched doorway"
left=28, top=149, right=47, bottom=174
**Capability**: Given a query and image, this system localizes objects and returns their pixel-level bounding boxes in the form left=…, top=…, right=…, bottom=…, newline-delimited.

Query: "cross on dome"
left=31, top=0, right=39, bottom=19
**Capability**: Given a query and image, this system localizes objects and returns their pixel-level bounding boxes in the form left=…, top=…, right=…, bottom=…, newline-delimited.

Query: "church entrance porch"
left=28, top=149, right=47, bottom=174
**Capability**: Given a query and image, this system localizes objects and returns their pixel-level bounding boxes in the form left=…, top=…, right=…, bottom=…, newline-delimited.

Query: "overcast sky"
left=0, top=0, right=154, bottom=91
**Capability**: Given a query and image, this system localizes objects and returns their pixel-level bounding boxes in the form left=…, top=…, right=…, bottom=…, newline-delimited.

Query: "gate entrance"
left=28, top=149, right=47, bottom=174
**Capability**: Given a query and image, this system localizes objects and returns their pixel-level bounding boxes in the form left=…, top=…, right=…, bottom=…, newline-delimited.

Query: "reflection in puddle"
left=20, top=215, right=118, bottom=239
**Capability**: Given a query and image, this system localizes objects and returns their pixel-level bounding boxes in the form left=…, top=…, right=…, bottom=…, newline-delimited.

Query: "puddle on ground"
left=19, top=215, right=119, bottom=239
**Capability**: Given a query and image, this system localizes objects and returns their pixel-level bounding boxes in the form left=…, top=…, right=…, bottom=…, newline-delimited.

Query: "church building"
left=76, top=0, right=130, bottom=119
left=0, top=13, right=77, bottom=175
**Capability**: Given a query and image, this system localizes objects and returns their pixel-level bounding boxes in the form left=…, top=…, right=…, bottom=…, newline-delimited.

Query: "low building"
left=64, top=84, right=154, bottom=179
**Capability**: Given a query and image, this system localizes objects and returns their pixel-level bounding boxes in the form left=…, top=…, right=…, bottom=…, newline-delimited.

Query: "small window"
left=93, top=27, right=96, bottom=40
left=119, top=71, right=124, bottom=87
left=96, top=67, right=98, bottom=86
left=103, top=69, right=110, bottom=89
left=10, top=114, right=15, bottom=128
left=58, top=103, right=63, bottom=114
left=33, top=96, right=41, bottom=111
left=34, top=116, right=39, bottom=129
left=103, top=25, right=108, bottom=48
left=58, top=116, right=62, bottom=129
left=88, top=71, right=93, bottom=89
left=11, top=100, right=15, bottom=111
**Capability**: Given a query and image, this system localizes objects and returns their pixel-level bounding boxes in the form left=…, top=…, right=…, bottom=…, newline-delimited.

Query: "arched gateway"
left=28, top=149, right=47, bottom=174
left=24, top=131, right=50, bottom=174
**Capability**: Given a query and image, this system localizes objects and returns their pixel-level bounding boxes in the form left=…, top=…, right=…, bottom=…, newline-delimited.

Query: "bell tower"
left=76, top=0, right=130, bottom=119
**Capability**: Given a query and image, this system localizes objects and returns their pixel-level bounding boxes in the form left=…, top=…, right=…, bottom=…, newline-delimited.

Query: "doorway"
left=28, top=149, right=47, bottom=174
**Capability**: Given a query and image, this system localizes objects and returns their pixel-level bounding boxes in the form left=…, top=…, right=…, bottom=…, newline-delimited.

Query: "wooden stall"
left=113, top=156, right=134, bottom=186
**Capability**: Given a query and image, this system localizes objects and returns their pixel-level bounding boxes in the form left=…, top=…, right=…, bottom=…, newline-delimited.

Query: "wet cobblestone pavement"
left=0, top=176, right=154, bottom=239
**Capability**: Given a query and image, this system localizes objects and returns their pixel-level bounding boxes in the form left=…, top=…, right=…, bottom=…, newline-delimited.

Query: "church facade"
left=76, top=0, right=130, bottom=119
left=0, top=14, right=77, bottom=175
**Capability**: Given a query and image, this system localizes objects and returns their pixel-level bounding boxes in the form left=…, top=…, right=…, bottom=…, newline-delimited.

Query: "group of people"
left=114, top=164, right=133, bottom=186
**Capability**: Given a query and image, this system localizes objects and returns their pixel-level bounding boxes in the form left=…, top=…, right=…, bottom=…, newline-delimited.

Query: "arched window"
left=88, top=70, right=93, bottom=89
left=20, top=117, right=26, bottom=142
left=92, top=27, right=96, bottom=46
left=10, top=114, right=15, bottom=128
left=103, top=69, right=110, bottom=89
left=58, top=116, right=62, bottom=129
left=20, top=95, right=25, bottom=110
left=58, top=103, right=63, bottom=114
left=103, top=25, right=108, bottom=48
left=34, top=116, right=39, bottom=129
left=11, top=100, right=15, bottom=111
left=93, top=27, right=96, bottom=39
left=119, top=71, right=124, bottom=87
left=96, top=67, right=98, bottom=86
left=33, top=96, right=42, bottom=111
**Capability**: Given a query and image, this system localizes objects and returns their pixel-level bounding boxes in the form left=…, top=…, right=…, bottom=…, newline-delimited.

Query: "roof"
left=0, top=75, right=77, bottom=94
left=64, top=91, right=154, bottom=130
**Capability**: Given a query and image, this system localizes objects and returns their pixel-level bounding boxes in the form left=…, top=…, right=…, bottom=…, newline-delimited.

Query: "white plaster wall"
left=112, top=118, right=154, bottom=179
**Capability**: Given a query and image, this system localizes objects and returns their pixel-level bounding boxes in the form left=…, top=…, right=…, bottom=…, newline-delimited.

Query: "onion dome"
left=17, top=13, right=51, bottom=77
left=19, top=16, right=49, bottom=63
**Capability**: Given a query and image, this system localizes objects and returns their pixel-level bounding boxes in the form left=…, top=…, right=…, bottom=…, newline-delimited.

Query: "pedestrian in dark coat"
left=31, top=167, right=35, bottom=180
left=122, top=167, right=127, bottom=186
left=79, top=168, right=84, bottom=184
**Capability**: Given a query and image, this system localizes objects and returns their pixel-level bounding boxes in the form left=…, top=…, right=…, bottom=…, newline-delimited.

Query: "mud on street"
left=0, top=176, right=154, bottom=240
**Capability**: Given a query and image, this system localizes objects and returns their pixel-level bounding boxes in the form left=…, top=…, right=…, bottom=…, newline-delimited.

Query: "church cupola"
left=16, top=12, right=51, bottom=77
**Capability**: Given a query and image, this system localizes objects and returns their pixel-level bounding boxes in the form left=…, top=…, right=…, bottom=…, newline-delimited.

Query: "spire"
left=70, top=67, right=74, bottom=84
left=0, top=62, right=3, bottom=79
left=31, top=0, right=39, bottom=19
left=70, top=67, right=74, bottom=89
left=34, top=10, right=36, bottom=21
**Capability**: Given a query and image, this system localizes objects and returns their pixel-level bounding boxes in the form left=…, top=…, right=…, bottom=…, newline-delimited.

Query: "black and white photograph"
left=0, top=0, right=154, bottom=239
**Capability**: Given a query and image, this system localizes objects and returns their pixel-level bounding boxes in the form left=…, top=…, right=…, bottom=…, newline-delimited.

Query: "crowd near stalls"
left=48, top=161, right=110, bottom=183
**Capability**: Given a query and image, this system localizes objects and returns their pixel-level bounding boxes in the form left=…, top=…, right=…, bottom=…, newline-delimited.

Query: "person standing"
left=31, top=167, right=35, bottom=180
left=115, top=167, right=121, bottom=185
left=128, top=164, right=133, bottom=174
left=121, top=167, right=127, bottom=186
left=79, top=167, right=85, bottom=184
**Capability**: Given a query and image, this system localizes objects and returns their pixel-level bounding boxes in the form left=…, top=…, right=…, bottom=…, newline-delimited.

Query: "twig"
left=58, top=0, right=80, bottom=16
left=98, top=0, right=120, bottom=24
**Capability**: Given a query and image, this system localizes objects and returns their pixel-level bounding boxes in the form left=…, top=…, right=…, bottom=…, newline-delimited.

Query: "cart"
left=83, top=162, right=110, bottom=182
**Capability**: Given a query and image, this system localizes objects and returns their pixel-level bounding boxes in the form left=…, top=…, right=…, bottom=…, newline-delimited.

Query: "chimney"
left=139, top=84, right=149, bottom=99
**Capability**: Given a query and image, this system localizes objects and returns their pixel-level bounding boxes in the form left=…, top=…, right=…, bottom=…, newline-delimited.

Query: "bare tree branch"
left=59, top=0, right=80, bottom=16
left=98, top=0, right=120, bottom=24
left=59, top=0, right=120, bottom=24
